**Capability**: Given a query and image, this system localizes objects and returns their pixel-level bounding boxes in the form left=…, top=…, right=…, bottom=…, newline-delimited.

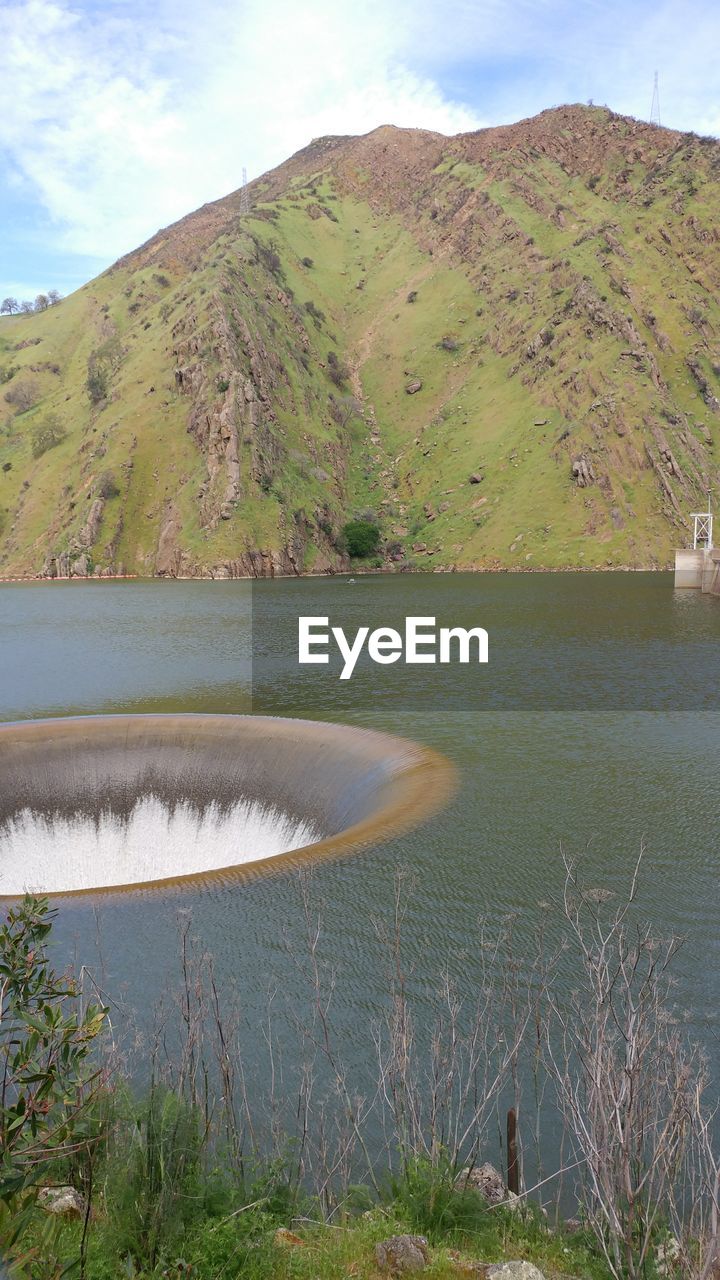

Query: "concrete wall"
left=674, top=549, right=707, bottom=588
left=702, top=552, right=720, bottom=596
left=674, top=548, right=720, bottom=595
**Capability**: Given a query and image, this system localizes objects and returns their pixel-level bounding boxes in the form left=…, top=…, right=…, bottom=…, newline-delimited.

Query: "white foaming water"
left=0, top=795, right=320, bottom=894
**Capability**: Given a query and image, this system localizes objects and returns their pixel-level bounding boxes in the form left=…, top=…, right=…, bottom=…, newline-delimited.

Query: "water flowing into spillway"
left=0, top=715, right=453, bottom=897
left=0, top=798, right=319, bottom=894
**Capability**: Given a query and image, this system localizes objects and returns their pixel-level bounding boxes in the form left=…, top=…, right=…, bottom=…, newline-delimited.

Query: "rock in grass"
left=456, top=1162, right=518, bottom=1208
left=487, top=1263, right=547, bottom=1280
left=274, top=1227, right=305, bottom=1247
left=375, top=1234, right=430, bottom=1272
left=448, top=1261, right=547, bottom=1279
left=38, top=1186, right=86, bottom=1217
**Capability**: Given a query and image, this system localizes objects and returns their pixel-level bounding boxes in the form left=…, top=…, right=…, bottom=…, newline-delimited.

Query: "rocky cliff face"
left=1, top=104, right=719, bottom=576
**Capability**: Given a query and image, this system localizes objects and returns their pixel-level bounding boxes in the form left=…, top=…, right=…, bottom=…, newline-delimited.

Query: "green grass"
left=22, top=1184, right=612, bottom=1280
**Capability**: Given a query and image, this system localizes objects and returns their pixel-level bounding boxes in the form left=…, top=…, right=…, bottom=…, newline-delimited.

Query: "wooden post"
left=507, top=1107, right=519, bottom=1196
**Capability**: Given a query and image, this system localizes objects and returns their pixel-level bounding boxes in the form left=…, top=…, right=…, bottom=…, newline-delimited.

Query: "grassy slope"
left=1, top=106, right=718, bottom=576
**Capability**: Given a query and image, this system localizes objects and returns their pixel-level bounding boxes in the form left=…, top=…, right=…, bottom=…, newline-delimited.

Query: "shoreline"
left=0, top=563, right=674, bottom=584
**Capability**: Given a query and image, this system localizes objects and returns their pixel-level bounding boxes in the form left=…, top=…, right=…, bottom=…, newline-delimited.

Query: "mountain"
left=1, top=104, right=719, bottom=578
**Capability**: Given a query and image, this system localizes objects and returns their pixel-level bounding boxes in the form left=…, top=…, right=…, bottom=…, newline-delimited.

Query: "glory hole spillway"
left=0, top=715, right=454, bottom=898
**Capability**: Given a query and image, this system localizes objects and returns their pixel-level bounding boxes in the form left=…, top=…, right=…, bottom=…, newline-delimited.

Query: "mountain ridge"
left=1, top=103, right=718, bottom=578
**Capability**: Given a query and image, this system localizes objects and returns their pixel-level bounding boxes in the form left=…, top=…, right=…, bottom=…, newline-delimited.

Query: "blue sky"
left=1, top=0, right=718, bottom=301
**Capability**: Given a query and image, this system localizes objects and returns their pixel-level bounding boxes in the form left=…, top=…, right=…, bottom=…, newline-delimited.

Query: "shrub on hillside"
left=86, top=365, right=108, bottom=403
left=329, top=394, right=362, bottom=427
left=326, top=350, right=349, bottom=388
left=304, top=299, right=325, bottom=327
left=96, top=470, right=120, bottom=499
left=255, top=240, right=283, bottom=279
left=86, top=351, right=111, bottom=404
left=31, top=412, right=66, bottom=458
left=342, top=518, right=381, bottom=558
left=4, top=378, right=39, bottom=414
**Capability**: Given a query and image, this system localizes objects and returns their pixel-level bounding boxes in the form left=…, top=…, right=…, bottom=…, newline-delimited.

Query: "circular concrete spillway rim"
left=0, top=714, right=456, bottom=900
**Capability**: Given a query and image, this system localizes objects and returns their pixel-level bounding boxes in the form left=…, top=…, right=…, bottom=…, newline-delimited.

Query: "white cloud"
left=0, top=0, right=479, bottom=266
left=0, top=0, right=718, bottom=281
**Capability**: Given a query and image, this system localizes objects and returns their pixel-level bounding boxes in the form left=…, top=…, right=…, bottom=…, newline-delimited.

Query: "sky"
left=1, top=0, right=719, bottom=300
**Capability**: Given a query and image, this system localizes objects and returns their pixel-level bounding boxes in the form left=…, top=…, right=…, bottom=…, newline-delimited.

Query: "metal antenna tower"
left=650, top=71, right=661, bottom=126
left=239, top=167, right=250, bottom=215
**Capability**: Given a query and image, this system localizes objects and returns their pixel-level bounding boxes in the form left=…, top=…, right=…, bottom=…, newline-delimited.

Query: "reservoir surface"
left=0, top=571, right=718, bottom=1154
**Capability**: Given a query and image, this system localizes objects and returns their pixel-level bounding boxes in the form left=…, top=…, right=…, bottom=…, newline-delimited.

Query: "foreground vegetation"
left=18, top=1186, right=610, bottom=1280
left=2, top=859, right=720, bottom=1278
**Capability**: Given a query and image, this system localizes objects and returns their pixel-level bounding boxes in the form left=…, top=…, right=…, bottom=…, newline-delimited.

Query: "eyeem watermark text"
left=298, top=616, right=489, bottom=680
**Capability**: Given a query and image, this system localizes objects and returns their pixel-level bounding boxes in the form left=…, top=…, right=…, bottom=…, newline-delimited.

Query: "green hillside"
left=1, top=104, right=719, bottom=577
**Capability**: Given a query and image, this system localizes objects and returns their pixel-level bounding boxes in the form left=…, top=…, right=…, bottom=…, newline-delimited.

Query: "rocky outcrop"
left=209, top=549, right=297, bottom=579
left=42, top=549, right=92, bottom=579
left=174, top=323, right=247, bottom=527
left=173, top=299, right=281, bottom=528
left=165, top=278, right=350, bottom=574
left=77, top=498, right=105, bottom=548
left=155, top=502, right=183, bottom=576
left=572, top=454, right=595, bottom=487
left=40, top=496, right=106, bottom=578
left=687, top=355, right=720, bottom=413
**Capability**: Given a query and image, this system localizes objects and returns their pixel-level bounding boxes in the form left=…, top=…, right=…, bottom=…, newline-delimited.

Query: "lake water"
left=1, top=572, right=719, bottom=1179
